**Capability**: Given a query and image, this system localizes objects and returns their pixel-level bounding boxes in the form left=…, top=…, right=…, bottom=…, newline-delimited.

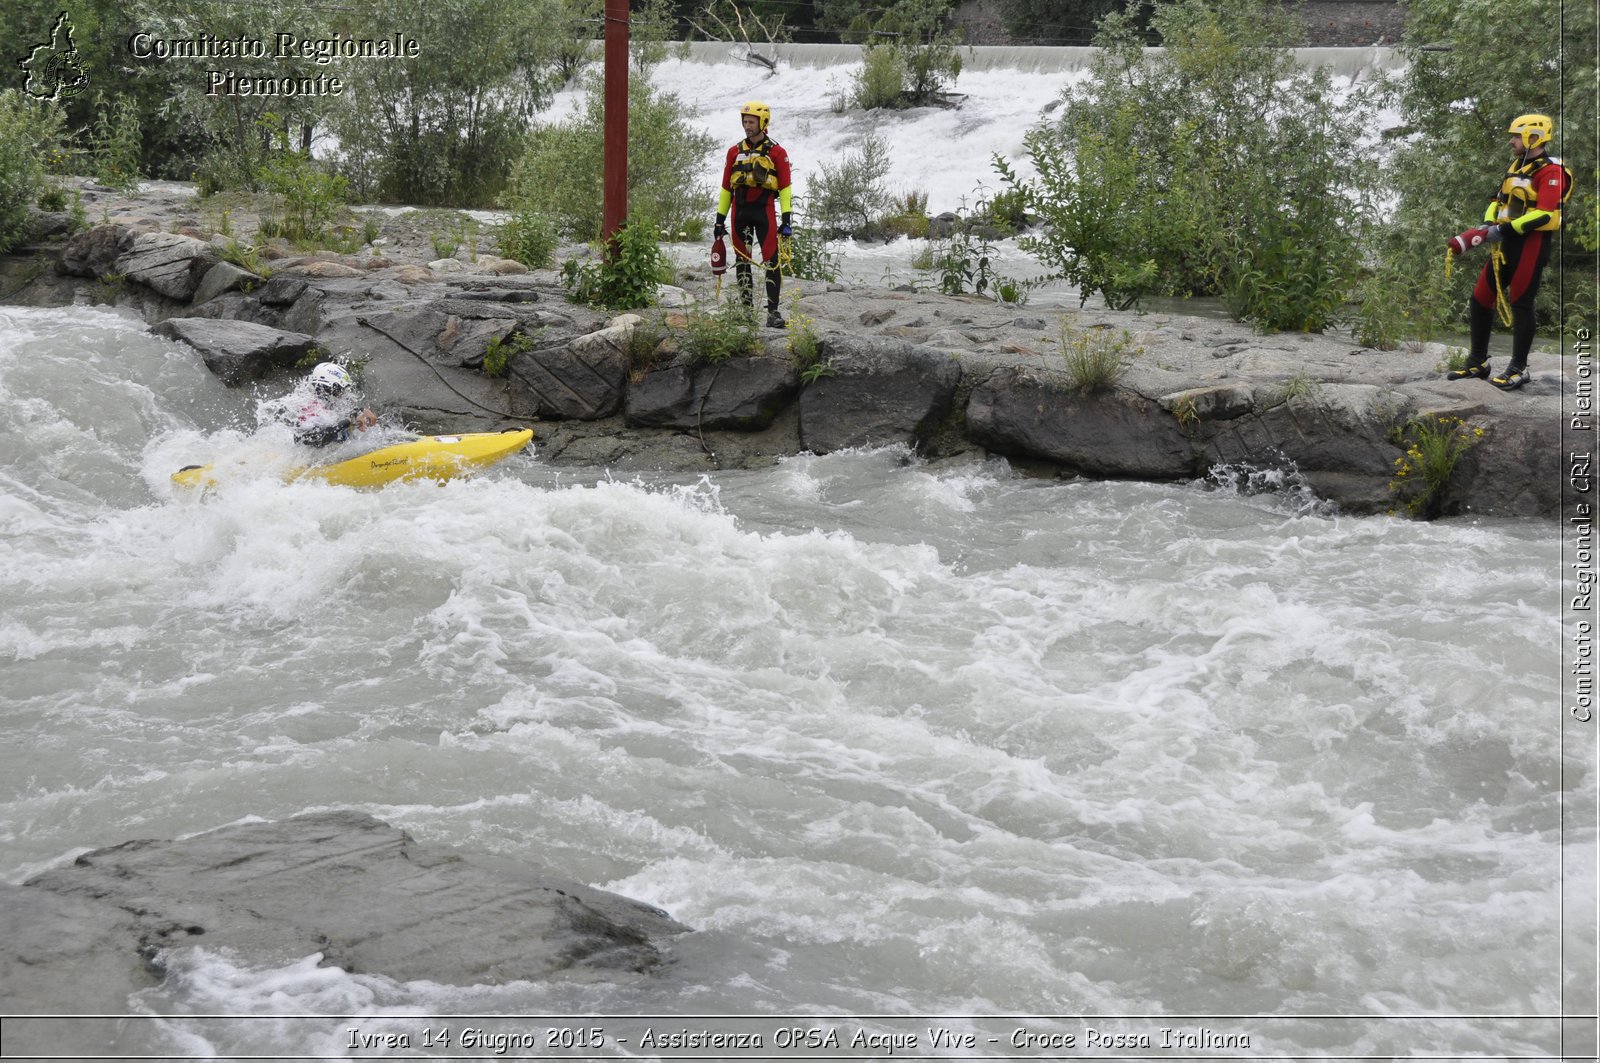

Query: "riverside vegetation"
left=0, top=0, right=1593, bottom=346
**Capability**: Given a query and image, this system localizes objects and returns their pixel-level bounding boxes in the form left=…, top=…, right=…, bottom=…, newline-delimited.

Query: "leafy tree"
left=4, top=1, right=186, bottom=180
left=326, top=0, right=567, bottom=206
left=507, top=74, right=715, bottom=241
left=848, top=0, right=964, bottom=109
left=1369, top=0, right=1597, bottom=341
left=999, top=0, right=1376, bottom=329
left=0, top=91, right=66, bottom=254
left=124, top=0, right=339, bottom=190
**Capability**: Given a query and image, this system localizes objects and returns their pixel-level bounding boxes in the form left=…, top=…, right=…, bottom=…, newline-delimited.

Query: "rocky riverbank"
left=0, top=178, right=1580, bottom=518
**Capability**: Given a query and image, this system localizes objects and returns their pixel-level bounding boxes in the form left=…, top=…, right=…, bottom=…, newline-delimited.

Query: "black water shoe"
left=1446, top=361, right=1490, bottom=381
left=1489, top=365, right=1530, bottom=390
left=766, top=309, right=787, bottom=329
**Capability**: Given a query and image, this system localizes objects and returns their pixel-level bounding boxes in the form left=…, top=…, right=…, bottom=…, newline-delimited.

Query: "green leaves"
left=561, top=209, right=667, bottom=311
left=997, top=0, right=1375, bottom=329
left=508, top=75, right=714, bottom=242
left=1381, top=0, right=1596, bottom=337
left=0, top=90, right=66, bottom=255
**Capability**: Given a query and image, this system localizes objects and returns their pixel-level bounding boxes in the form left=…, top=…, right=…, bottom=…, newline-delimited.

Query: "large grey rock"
left=627, top=353, right=799, bottom=431
left=18, top=811, right=687, bottom=989
left=114, top=232, right=218, bottom=300
left=1435, top=409, right=1566, bottom=517
left=190, top=260, right=260, bottom=308
left=359, top=307, right=453, bottom=362
left=151, top=317, right=320, bottom=386
left=315, top=315, right=518, bottom=432
left=799, top=336, right=962, bottom=453
left=966, top=367, right=1197, bottom=478
left=257, top=274, right=309, bottom=306
left=0, top=884, right=154, bottom=1014
left=60, top=223, right=135, bottom=278
left=509, top=322, right=633, bottom=420
left=438, top=315, right=521, bottom=369
left=1199, top=384, right=1407, bottom=509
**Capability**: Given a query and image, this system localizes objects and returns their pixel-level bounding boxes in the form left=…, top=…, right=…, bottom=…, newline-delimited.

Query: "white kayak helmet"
left=309, top=362, right=353, bottom=396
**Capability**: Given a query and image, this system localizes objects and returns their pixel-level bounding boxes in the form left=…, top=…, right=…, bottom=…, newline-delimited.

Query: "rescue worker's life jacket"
left=1488, top=153, right=1573, bottom=229
left=730, top=138, right=782, bottom=195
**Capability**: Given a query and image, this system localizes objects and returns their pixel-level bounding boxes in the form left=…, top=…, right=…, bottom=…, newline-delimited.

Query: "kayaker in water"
left=265, top=362, right=378, bottom=447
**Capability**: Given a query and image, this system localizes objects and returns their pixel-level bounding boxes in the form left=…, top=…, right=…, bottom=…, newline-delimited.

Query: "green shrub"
left=930, top=230, right=996, bottom=296
left=497, top=208, right=558, bottom=269
left=87, top=93, right=143, bottom=194
left=218, top=238, right=268, bottom=276
left=980, top=187, right=1027, bottom=235
left=483, top=331, right=534, bottom=377
left=36, top=184, right=67, bottom=212
left=997, top=0, right=1375, bottom=326
left=848, top=0, right=963, bottom=109
left=561, top=209, right=666, bottom=310
left=509, top=76, right=713, bottom=241
left=854, top=45, right=908, bottom=110
left=784, top=223, right=842, bottom=283
left=0, top=90, right=65, bottom=256
left=624, top=316, right=669, bottom=381
left=808, top=131, right=894, bottom=235
left=259, top=147, right=349, bottom=245
left=879, top=188, right=931, bottom=239
left=925, top=229, right=1035, bottom=301
left=786, top=300, right=823, bottom=372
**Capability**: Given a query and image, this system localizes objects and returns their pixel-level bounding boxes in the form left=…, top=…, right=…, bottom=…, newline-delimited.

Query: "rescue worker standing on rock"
left=1445, top=112, right=1572, bottom=390
left=715, top=101, right=793, bottom=329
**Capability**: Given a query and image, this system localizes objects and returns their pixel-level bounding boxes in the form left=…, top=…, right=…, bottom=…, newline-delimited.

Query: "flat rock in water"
left=17, top=811, right=689, bottom=991
left=150, top=317, right=320, bottom=386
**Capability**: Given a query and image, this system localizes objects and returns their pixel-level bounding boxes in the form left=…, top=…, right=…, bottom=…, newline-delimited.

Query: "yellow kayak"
left=172, top=429, right=534, bottom=491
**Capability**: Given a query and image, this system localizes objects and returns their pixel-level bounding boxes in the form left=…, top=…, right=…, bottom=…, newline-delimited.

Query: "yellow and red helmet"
left=740, top=100, right=771, bottom=132
left=1508, top=113, right=1554, bottom=152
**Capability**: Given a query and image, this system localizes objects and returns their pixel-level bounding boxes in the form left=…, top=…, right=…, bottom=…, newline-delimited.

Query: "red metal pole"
left=601, top=0, right=629, bottom=257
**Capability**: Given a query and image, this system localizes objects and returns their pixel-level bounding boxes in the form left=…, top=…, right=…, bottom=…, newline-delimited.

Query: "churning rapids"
left=0, top=304, right=1587, bottom=1059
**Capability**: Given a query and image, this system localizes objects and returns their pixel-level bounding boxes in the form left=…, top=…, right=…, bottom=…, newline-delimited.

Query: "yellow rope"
left=1489, top=245, right=1513, bottom=327
left=1444, top=242, right=1513, bottom=328
left=714, top=230, right=793, bottom=309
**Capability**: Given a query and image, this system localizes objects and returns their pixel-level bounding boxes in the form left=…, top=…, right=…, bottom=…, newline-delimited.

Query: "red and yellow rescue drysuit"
left=1460, top=120, right=1572, bottom=386
left=717, top=114, right=793, bottom=316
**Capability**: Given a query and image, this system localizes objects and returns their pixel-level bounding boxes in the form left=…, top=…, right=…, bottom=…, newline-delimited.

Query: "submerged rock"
left=9, top=811, right=688, bottom=1002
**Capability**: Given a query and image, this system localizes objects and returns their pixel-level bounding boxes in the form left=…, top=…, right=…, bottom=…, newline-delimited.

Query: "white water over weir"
left=586, top=41, right=1405, bottom=230
left=671, top=40, right=1405, bottom=78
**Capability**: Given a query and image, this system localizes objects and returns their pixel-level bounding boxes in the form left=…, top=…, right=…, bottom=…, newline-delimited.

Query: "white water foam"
left=0, top=307, right=1586, bottom=1058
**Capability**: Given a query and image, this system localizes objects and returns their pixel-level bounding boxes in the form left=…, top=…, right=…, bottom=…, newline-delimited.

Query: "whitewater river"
left=1, top=304, right=1591, bottom=1060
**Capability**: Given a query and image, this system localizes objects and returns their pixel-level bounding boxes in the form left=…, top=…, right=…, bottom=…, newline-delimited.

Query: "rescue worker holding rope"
left=1445, top=113, right=1572, bottom=390
left=715, top=101, right=793, bottom=329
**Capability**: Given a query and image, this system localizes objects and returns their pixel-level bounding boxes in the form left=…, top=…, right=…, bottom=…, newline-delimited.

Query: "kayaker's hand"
left=352, top=408, right=378, bottom=431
